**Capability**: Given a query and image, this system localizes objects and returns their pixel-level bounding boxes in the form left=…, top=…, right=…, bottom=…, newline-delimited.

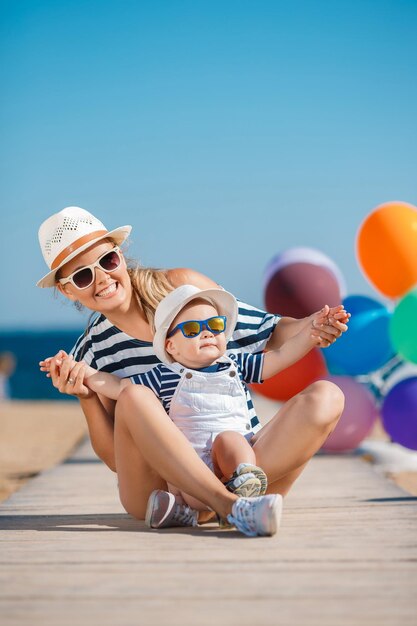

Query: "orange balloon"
left=357, top=201, right=417, bottom=298
left=250, top=348, right=328, bottom=402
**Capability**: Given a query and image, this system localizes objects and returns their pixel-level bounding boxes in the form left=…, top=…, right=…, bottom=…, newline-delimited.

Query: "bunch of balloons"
left=253, top=201, right=417, bottom=451
left=357, top=201, right=417, bottom=450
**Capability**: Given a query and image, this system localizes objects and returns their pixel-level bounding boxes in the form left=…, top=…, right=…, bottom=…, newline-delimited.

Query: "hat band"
left=51, top=230, right=108, bottom=270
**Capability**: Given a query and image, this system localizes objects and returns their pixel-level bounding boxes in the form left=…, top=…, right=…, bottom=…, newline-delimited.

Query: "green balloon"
left=390, top=288, right=417, bottom=364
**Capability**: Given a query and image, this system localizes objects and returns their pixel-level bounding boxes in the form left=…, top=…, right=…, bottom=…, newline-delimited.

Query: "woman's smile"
left=96, top=282, right=118, bottom=298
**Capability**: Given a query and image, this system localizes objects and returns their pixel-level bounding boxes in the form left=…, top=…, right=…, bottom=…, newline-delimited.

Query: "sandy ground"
left=0, top=398, right=416, bottom=504
left=0, top=401, right=87, bottom=502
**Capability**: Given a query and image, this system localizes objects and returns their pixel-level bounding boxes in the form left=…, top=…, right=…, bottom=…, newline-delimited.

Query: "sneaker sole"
left=264, top=494, right=283, bottom=536
left=145, top=490, right=177, bottom=529
left=233, top=475, right=262, bottom=498
left=238, top=465, right=268, bottom=495
left=226, top=473, right=262, bottom=497
left=144, top=490, right=160, bottom=528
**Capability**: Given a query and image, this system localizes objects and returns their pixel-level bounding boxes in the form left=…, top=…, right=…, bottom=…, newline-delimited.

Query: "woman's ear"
left=56, top=282, right=77, bottom=302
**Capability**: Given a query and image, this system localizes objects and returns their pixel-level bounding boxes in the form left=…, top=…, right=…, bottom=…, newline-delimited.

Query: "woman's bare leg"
left=252, top=380, right=344, bottom=496
left=114, top=385, right=238, bottom=520
left=114, top=414, right=168, bottom=520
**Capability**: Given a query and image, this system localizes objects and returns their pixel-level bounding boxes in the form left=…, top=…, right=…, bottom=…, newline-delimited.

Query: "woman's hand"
left=39, top=350, right=94, bottom=399
left=310, top=304, right=350, bottom=348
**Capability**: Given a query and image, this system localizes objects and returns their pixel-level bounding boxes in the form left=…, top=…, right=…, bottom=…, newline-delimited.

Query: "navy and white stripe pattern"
left=71, top=299, right=280, bottom=380
left=130, top=352, right=265, bottom=432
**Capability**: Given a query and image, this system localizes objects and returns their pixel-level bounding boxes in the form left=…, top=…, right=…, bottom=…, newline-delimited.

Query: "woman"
left=38, top=206, right=346, bottom=530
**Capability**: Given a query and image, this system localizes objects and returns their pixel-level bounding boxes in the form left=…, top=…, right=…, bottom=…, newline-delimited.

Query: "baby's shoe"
left=225, top=463, right=268, bottom=496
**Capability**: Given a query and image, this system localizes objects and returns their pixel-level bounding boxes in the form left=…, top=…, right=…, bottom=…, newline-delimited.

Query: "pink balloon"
left=321, top=376, right=379, bottom=452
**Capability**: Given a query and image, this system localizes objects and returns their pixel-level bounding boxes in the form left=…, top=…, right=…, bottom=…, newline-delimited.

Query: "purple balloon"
left=381, top=377, right=417, bottom=450
left=321, top=376, right=379, bottom=452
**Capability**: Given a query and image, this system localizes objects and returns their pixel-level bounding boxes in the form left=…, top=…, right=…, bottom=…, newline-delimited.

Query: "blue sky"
left=1, top=0, right=416, bottom=329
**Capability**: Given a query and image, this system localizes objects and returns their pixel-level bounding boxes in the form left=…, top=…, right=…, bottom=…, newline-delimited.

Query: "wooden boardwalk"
left=1, top=438, right=417, bottom=625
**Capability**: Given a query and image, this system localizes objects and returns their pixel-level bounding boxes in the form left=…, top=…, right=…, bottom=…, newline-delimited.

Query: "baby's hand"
left=328, top=304, right=350, bottom=326
left=39, top=350, right=67, bottom=378
left=39, top=357, right=52, bottom=376
left=310, top=304, right=349, bottom=348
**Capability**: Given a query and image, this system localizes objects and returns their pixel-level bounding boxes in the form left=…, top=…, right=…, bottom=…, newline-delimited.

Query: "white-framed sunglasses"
left=58, top=246, right=122, bottom=290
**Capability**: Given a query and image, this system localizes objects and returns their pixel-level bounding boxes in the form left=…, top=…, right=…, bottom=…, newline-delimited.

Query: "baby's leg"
left=211, top=430, right=256, bottom=479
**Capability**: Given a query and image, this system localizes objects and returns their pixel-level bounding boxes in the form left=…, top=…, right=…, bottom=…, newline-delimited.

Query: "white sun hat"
left=153, top=284, right=238, bottom=364
left=36, top=206, right=132, bottom=288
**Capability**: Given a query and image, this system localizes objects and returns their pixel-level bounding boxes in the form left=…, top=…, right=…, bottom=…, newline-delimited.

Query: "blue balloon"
left=323, top=296, right=395, bottom=376
left=343, top=294, right=387, bottom=315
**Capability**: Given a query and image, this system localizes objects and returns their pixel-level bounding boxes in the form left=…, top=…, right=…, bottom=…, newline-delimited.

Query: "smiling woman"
left=37, top=206, right=347, bottom=537
left=57, top=240, right=136, bottom=317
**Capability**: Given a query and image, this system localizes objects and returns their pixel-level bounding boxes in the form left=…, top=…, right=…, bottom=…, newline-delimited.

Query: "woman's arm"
left=79, top=393, right=117, bottom=471
left=45, top=352, right=118, bottom=471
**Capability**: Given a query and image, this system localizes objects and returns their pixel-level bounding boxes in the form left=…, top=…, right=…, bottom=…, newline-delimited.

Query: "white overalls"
left=166, top=356, right=254, bottom=469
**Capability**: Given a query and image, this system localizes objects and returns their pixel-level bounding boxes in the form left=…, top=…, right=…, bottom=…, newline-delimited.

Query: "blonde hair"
left=127, top=263, right=175, bottom=329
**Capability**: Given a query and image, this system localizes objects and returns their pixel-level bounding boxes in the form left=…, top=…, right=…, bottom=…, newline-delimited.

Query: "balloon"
left=323, top=295, right=395, bottom=376
left=390, top=288, right=417, bottom=365
left=250, top=348, right=327, bottom=402
left=342, top=294, right=387, bottom=315
left=264, top=261, right=342, bottom=318
left=356, top=201, right=417, bottom=298
left=381, top=377, right=417, bottom=450
left=321, top=376, right=379, bottom=452
left=263, top=247, right=347, bottom=298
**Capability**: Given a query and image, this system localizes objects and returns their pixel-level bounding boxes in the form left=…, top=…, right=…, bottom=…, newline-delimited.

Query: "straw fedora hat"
left=153, top=284, right=238, bottom=364
left=36, top=206, right=132, bottom=288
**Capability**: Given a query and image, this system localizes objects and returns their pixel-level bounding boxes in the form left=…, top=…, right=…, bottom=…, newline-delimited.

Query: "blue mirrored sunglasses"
left=168, top=316, right=227, bottom=339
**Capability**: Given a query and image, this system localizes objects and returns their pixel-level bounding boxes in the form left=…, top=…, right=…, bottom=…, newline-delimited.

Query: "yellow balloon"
left=357, top=201, right=417, bottom=298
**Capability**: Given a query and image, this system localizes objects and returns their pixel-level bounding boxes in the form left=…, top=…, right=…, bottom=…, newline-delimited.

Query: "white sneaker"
left=227, top=494, right=283, bottom=537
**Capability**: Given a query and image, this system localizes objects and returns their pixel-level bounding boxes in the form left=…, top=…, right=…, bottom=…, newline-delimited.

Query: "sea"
left=0, top=329, right=84, bottom=400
